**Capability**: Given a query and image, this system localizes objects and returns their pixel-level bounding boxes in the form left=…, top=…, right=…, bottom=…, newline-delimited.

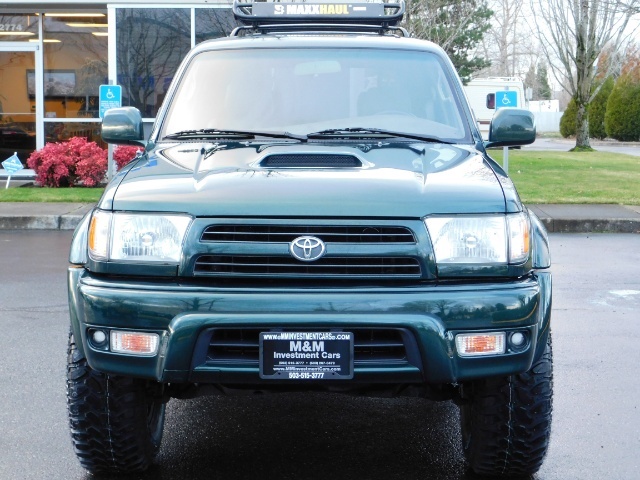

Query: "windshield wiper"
left=307, top=127, right=453, bottom=144
left=164, top=128, right=307, bottom=141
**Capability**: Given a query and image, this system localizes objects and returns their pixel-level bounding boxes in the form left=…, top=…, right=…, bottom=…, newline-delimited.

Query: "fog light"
left=92, top=330, right=107, bottom=345
left=88, top=328, right=109, bottom=350
left=110, top=331, right=159, bottom=356
left=510, top=332, right=525, bottom=347
left=456, top=332, right=505, bottom=357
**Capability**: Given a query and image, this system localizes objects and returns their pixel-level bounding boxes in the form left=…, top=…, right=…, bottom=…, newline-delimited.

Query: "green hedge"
left=605, top=77, right=640, bottom=141
left=589, top=77, right=614, bottom=139
left=560, top=77, right=614, bottom=139
left=559, top=98, right=577, bottom=137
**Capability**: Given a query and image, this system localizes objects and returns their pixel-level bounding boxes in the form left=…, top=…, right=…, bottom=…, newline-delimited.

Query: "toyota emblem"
left=290, top=236, right=326, bottom=262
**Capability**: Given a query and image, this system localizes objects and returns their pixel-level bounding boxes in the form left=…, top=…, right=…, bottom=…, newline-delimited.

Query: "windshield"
left=161, top=47, right=471, bottom=142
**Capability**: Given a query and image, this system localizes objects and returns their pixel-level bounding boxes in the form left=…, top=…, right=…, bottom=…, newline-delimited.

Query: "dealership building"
left=0, top=1, right=236, bottom=164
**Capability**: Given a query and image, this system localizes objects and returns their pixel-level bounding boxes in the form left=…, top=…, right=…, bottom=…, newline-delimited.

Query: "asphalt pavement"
left=2, top=231, right=639, bottom=479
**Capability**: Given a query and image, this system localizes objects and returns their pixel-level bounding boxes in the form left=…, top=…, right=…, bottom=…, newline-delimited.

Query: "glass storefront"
left=116, top=8, right=191, bottom=118
left=0, top=14, right=39, bottom=164
left=43, top=13, right=108, bottom=120
left=0, top=14, right=38, bottom=41
left=0, top=49, right=36, bottom=165
left=0, top=4, right=237, bottom=167
left=42, top=12, right=108, bottom=147
left=195, top=8, right=237, bottom=44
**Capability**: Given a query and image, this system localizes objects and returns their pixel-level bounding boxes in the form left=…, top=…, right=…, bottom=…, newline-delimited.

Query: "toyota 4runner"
left=67, top=1, right=552, bottom=476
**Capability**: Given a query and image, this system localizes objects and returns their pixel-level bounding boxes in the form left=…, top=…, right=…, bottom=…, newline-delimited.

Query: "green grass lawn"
left=1, top=149, right=639, bottom=204
left=489, top=149, right=640, bottom=204
left=0, top=186, right=104, bottom=203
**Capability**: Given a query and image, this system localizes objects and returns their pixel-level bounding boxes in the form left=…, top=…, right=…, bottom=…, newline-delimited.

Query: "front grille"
left=260, top=154, right=362, bottom=168
left=203, top=328, right=412, bottom=366
left=201, top=225, right=416, bottom=243
left=194, top=255, right=421, bottom=277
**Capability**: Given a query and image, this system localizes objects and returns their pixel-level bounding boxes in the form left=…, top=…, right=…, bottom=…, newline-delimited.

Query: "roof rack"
left=231, top=0, right=406, bottom=35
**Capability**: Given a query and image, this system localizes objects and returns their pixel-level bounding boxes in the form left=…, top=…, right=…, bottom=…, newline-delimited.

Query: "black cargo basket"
left=232, top=0, right=406, bottom=32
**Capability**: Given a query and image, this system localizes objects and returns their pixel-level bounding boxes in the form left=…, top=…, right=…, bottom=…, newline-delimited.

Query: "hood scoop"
left=260, top=153, right=363, bottom=168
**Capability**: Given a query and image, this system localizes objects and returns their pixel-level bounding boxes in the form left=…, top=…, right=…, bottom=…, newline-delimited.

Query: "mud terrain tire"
left=460, top=335, right=553, bottom=477
left=66, top=334, right=166, bottom=474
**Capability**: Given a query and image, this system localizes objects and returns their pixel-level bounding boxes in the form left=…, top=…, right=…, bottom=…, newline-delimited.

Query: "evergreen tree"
left=589, top=76, right=614, bottom=139
left=524, top=63, right=536, bottom=97
left=404, top=0, right=492, bottom=83
left=536, top=63, right=552, bottom=100
left=560, top=98, right=577, bottom=137
left=605, top=76, right=640, bottom=141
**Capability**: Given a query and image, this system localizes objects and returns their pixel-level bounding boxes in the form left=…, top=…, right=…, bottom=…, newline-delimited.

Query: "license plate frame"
left=259, top=331, right=354, bottom=380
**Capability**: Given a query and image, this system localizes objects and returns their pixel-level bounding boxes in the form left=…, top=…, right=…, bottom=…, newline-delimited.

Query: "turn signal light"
left=456, top=332, right=505, bottom=357
left=110, top=331, right=159, bottom=356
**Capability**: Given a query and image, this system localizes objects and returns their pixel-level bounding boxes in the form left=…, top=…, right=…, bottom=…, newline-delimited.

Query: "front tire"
left=66, top=333, right=166, bottom=474
left=460, top=335, right=553, bottom=477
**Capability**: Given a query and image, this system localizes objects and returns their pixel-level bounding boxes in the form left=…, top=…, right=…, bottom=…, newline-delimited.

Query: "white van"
left=464, top=77, right=527, bottom=139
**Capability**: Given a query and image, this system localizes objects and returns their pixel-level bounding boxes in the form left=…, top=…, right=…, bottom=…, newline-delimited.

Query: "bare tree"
left=533, top=0, right=640, bottom=149
left=474, top=0, right=541, bottom=79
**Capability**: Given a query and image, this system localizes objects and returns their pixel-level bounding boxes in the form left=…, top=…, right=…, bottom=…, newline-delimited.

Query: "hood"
left=105, top=142, right=508, bottom=218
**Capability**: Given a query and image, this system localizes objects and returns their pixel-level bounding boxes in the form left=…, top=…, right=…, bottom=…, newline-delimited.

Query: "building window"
left=0, top=14, right=38, bottom=42
left=195, top=8, right=238, bottom=43
left=116, top=8, right=190, bottom=118
left=41, top=12, right=107, bottom=146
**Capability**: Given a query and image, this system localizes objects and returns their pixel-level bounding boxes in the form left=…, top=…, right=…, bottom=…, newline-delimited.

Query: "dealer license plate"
left=259, top=331, right=354, bottom=380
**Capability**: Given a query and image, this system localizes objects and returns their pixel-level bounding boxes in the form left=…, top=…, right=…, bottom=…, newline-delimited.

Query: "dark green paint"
left=101, top=107, right=146, bottom=147
left=485, top=108, right=537, bottom=149
left=71, top=26, right=552, bottom=394
left=69, top=267, right=549, bottom=384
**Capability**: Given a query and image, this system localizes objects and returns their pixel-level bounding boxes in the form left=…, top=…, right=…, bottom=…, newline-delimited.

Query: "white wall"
left=533, top=111, right=563, bottom=133
left=529, top=100, right=560, bottom=112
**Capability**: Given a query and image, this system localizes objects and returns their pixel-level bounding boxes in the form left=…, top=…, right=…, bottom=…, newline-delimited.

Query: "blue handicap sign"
left=2, top=153, right=24, bottom=175
left=495, top=90, right=518, bottom=109
left=99, top=84, right=122, bottom=119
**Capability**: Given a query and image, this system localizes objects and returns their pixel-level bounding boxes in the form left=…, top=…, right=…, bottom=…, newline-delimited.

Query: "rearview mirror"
left=101, top=107, right=146, bottom=147
left=485, top=108, right=535, bottom=148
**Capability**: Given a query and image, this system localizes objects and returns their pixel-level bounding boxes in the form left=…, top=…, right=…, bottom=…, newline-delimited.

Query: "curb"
left=0, top=203, right=93, bottom=231
left=537, top=218, right=640, bottom=234
left=529, top=204, right=640, bottom=234
left=0, top=214, right=87, bottom=230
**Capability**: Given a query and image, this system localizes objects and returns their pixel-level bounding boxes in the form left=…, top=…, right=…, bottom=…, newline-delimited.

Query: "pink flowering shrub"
left=27, top=137, right=107, bottom=187
left=75, top=141, right=108, bottom=187
left=27, top=142, right=77, bottom=187
left=113, top=145, right=141, bottom=171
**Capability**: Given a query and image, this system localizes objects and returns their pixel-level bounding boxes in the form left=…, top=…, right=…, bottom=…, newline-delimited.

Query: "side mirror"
left=101, top=107, right=145, bottom=147
left=485, top=108, right=535, bottom=148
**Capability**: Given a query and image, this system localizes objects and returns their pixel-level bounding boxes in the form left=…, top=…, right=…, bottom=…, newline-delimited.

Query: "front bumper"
left=68, top=268, right=551, bottom=386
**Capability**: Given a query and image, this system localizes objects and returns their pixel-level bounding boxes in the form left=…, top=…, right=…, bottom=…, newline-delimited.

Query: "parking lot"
left=0, top=231, right=638, bottom=479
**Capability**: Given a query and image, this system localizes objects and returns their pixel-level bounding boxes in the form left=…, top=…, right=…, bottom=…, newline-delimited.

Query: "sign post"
left=495, top=90, right=518, bottom=174
left=99, top=84, right=122, bottom=119
left=2, top=153, right=24, bottom=189
left=99, top=84, right=122, bottom=180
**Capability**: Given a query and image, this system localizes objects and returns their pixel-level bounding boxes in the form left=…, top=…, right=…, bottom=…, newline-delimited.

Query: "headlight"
left=88, top=211, right=192, bottom=263
left=425, top=213, right=529, bottom=265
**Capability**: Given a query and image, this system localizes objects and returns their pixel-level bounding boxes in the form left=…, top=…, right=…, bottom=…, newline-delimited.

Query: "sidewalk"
left=0, top=203, right=93, bottom=230
left=528, top=204, right=640, bottom=233
left=0, top=202, right=638, bottom=233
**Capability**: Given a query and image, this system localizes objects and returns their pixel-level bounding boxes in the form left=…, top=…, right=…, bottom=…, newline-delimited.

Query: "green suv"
left=67, top=1, right=552, bottom=476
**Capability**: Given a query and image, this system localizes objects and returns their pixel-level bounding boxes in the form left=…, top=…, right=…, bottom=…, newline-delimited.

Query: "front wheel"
left=66, top=333, right=166, bottom=474
left=459, top=334, right=553, bottom=477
